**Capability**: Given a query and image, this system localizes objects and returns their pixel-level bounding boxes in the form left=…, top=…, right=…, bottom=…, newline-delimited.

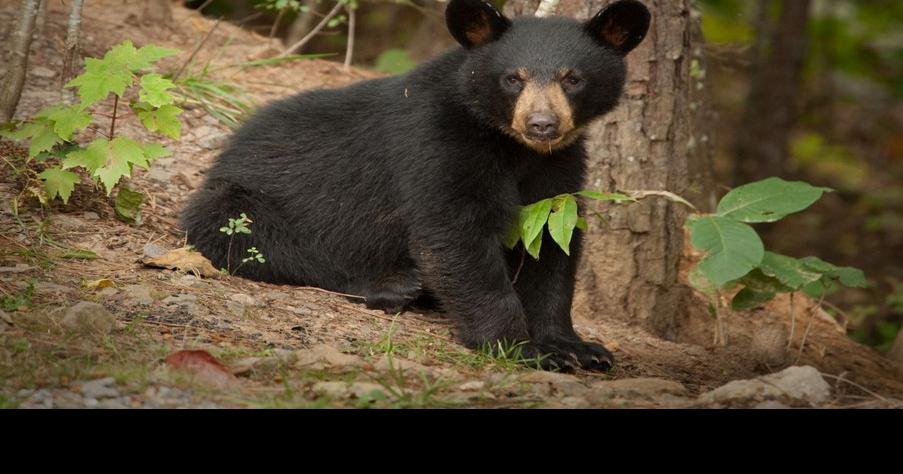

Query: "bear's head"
left=446, top=0, right=650, bottom=153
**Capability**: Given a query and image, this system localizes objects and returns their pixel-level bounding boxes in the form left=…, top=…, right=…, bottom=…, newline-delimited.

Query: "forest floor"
left=1, top=0, right=901, bottom=409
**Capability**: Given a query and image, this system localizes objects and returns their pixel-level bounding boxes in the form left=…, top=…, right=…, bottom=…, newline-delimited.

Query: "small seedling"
left=218, top=213, right=266, bottom=275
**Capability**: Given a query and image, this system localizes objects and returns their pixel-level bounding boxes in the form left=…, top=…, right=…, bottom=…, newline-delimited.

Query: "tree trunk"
left=0, top=0, right=41, bottom=124
left=61, top=0, right=86, bottom=88
left=504, top=0, right=695, bottom=338
left=734, top=0, right=812, bottom=184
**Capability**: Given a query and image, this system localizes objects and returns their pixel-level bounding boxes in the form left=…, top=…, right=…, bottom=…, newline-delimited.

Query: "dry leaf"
left=142, top=246, right=223, bottom=279
left=164, top=349, right=236, bottom=388
left=84, top=278, right=116, bottom=289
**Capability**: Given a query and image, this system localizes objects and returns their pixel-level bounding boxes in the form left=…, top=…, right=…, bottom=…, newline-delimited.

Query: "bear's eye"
left=562, top=75, right=584, bottom=91
left=502, top=75, right=523, bottom=90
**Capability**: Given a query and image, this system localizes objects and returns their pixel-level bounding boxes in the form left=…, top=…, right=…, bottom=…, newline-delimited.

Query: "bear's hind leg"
left=355, top=269, right=423, bottom=314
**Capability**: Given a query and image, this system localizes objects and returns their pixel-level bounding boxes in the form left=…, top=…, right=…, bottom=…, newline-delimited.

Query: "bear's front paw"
left=530, top=339, right=614, bottom=372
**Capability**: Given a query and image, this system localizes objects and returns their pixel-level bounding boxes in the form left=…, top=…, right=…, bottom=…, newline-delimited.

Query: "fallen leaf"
left=142, top=246, right=223, bottom=279
left=84, top=278, right=115, bottom=289
left=164, top=349, right=236, bottom=387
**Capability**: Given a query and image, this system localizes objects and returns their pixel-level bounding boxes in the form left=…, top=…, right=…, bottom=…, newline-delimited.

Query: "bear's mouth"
left=506, top=128, right=582, bottom=154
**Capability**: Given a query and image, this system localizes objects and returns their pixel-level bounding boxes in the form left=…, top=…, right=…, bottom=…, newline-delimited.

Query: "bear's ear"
left=446, top=0, right=512, bottom=49
left=584, top=0, right=651, bottom=55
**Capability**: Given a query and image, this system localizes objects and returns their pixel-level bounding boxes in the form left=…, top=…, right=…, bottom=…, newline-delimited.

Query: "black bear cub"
left=181, top=0, right=651, bottom=371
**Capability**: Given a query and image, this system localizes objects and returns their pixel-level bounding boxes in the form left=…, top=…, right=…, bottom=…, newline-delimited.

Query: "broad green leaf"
left=28, top=122, right=60, bottom=157
left=716, top=177, right=831, bottom=223
left=63, top=141, right=105, bottom=173
left=46, top=105, right=92, bottom=140
left=140, top=142, right=172, bottom=161
left=38, top=167, right=79, bottom=204
left=114, top=186, right=145, bottom=225
left=502, top=219, right=520, bottom=249
left=131, top=44, right=180, bottom=70
left=731, top=287, right=777, bottom=311
left=799, top=256, right=868, bottom=288
left=65, top=57, right=133, bottom=107
left=136, top=104, right=182, bottom=139
left=519, top=199, right=552, bottom=249
left=138, top=74, right=176, bottom=107
left=575, top=217, right=587, bottom=231
left=687, top=215, right=764, bottom=287
left=837, top=267, right=867, bottom=288
left=525, top=230, right=543, bottom=260
left=758, top=251, right=823, bottom=290
left=64, top=137, right=147, bottom=194
left=688, top=267, right=718, bottom=298
left=548, top=194, right=578, bottom=256
left=574, top=190, right=636, bottom=202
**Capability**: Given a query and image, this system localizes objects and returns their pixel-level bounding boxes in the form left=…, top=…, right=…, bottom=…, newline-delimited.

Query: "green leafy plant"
left=512, top=177, right=867, bottom=314
left=219, top=213, right=266, bottom=275
left=0, top=41, right=181, bottom=209
left=2, top=279, right=35, bottom=312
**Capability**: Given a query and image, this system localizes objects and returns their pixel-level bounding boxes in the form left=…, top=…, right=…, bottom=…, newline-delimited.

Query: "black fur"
left=181, top=0, right=650, bottom=372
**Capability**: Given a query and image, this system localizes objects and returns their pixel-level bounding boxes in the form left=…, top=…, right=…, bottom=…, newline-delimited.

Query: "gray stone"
left=143, top=243, right=168, bottom=258
left=296, top=344, right=369, bottom=370
left=79, top=377, right=119, bottom=399
left=457, top=381, right=486, bottom=391
left=375, top=354, right=433, bottom=375
left=0, top=310, right=11, bottom=333
left=31, top=66, right=56, bottom=78
left=698, top=366, right=831, bottom=405
left=162, top=294, right=198, bottom=308
left=312, top=381, right=385, bottom=399
left=61, top=301, right=116, bottom=334
left=195, top=126, right=228, bottom=149
left=96, top=287, right=119, bottom=298
left=229, top=293, right=259, bottom=307
left=122, top=284, right=155, bottom=306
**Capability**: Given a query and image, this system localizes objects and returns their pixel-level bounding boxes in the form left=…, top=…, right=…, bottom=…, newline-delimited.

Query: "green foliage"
left=374, top=49, right=417, bottom=75
left=114, top=186, right=145, bottom=225
left=684, top=178, right=867, bottom=310
left=2, top=280, right=35, bottom=312
left=1, top=41, right=182, bottom=209
left=219, top=214, right=266, bottom=275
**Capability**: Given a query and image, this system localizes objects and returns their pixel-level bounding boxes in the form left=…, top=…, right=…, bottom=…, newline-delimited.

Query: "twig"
left=269, top=7, right=288, bottom=39
left=279, top=1, right=344, bottom=58
left=172, top=17, right=223, bottom=82
left=109, top=95, right=119, bottom=139
left=819, top=372, right=891, bottom=403
left=343, top=5, right=355, bottom=71
left=511, top=247, right=526, bottom=286
left=787, top=292, right=796, bottom=350
left=794, top=294, right=825, bottom=364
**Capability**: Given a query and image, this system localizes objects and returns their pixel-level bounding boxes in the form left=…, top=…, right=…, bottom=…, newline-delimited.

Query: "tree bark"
left=0, top=0, right=41, bottom=124
left=504, top=0, right=695, bottom=338
left=61, top=0, right=86, bottom=88
left=734, top=0, right=812, bottom=184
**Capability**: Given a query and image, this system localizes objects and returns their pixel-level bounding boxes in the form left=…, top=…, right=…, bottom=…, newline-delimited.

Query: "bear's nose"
left=526, top=113, right=560, bottom=139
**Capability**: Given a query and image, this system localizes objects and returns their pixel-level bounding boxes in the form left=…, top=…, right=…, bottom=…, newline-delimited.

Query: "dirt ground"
left=1, top=0, right=901, bottom=409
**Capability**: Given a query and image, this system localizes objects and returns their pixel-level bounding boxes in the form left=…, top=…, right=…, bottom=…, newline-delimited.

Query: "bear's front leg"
left=509, top=229, right=614, bottom=371
left=408, top=218, right=584, bottom=371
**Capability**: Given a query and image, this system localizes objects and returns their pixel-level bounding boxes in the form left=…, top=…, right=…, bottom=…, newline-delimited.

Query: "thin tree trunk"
left=734, top=0, right=812, bottom=183
left=504, top=0, right=696, bottom=338
left=284, top=0, right=320, bottom=48
left=0, top=0, right=41, bottom=124
left=61, top=0, right=86, bottom=88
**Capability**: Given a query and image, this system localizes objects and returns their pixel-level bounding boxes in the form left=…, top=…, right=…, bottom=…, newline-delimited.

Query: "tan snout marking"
left=510, top=80, right=576, bottom=153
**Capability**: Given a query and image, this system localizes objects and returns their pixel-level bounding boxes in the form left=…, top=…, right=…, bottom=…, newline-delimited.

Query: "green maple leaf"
left=140, top=142, right=172, bottom=161
left=139, top=74, right=176, bottom=107
left=131, top=44, right=180, bottom=70
left=28, top=122, right=60, bottom=157
left=65, top=56, right=134, bottom=107
left=63, top=140, right=107, bottom=173
left=39, top=167, right=80, bottom=204
left=62, top=137, right=148, bottom=194
left=136, top=104, right=182, bottom=139
left=46, top=105, right=92, bottom=140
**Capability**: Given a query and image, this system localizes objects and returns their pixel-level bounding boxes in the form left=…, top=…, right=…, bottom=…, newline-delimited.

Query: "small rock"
left=195, top=126, right=228, bottom=149
left=519, top=371, right=580, bottom=385
left=229, top=293, right=259, bottom=307
left=61, top=301, right=116, bottom=334
left=79, top=377, right=119, bottom=399
left=457, top=380, right=486, bottom=391
left=143, top=243, right=168, bottom=258
left=162, top=294, right=198, bottom=307
left=96, top=287, right=119, bottom=298
left=375, top=354, right=433, bottom=375
left=122, top=284, right=155, bottom=306
left=82, top=212, right=100, bottom=220
left=35, top=281, right=75, bottom=295
left=84, top=398, right=99, bottom=408
left=31, top=66, right=56, bottom=78
left=558, top=396, right=591, bottom=408
left=312, top=381, right=385, bottom=399
left=296, top=344, right=369, bottom=370
left=0, top=264, right=35, bottom=273
left=226, top=301, right=248, bottom=318
left=697, top=366, right=831, bottom=405
left=0, top=310, right=11, bottom=333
